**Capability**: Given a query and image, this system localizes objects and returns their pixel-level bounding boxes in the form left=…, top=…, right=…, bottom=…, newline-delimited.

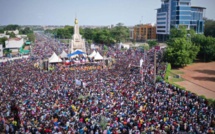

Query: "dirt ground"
left=175, top=62, right=215, bottom=99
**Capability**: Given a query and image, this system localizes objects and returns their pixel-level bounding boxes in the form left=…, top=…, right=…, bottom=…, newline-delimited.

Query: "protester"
left=0, top=33, right=214, bottom=134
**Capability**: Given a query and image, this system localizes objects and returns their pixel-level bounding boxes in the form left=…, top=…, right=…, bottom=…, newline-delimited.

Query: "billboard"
left=0, top=44, right=3, bottom=57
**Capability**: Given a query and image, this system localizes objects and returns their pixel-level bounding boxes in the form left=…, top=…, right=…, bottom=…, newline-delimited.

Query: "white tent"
left=60, top=50, right=68, bottom=58
left=49, top=52, right=62, bottom=63
left=94, top=52, right=103, bottom=60
left=88, top=50, right=97, bottom=58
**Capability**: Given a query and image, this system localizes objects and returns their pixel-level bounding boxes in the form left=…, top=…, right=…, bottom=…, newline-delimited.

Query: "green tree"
left=0, top=37, right=7, bottom=48
left=164, top=27, right=200, bottom=67
left=20, top=27, right=33, bottom=34
left=204, top=18, right=215, bottom=37
left=4, top=24, right=20, bottom=30
left=111, top=23, right=129, bottom=43
left=27, top=33, right=35, bottom=42
left=147, top=40, right=157, bottom=48
left=192, top=34, right=215, bottom=61
left=6, top=32, right=16, bottom=38
left=0, top=29, right=4, bottom=33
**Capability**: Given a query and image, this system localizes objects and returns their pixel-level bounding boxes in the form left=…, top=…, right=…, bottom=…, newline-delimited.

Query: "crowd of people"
left=0, top=33, right=214, bottom=134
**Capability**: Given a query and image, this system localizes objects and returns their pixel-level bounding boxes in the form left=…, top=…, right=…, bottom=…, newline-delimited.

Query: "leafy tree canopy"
left=192, top=34, right=215, bottom=61
left=204, top=18, right=215, bottom=38
left=164, top=27, right=200, bottom=67
left=4, top=24, right=20, bottom=30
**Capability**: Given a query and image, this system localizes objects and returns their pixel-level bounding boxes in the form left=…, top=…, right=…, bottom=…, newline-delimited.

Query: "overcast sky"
left=0, top=0, right=214, bottom=26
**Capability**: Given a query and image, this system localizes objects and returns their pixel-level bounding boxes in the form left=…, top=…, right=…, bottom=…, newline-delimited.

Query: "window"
left=157, top=18, right=166, bottom=20
left=157, top=22, right=166, bottom=24
left=180, top=2, right=190, bottom=6
left=157, top=30, right=165, bottom=32
left=179, top=16, right=191, bottom=20
left=157, top=26, right=166, bottom=28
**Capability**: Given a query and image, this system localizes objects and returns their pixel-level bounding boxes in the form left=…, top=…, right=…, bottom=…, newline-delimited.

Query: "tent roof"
left=68, top=50, right=85, bottom=58
left=60, top=50, right=68, bottom=58
left=88, top=50, right=97, bottom=58
left=49, top=52, right=62, bottom=63
left=94, top=52, right=103, bottom=60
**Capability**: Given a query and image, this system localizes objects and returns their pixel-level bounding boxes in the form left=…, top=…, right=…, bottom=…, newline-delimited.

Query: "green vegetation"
left=164, top=63, right=171, bottom=81
left=192, top=34, right=215, bottom=62
left=0, top=37, right=7, bottom=48
left=6, top=32, right=16, bottom=38
left=164, top=27, right=200, bottom=67
left=45, top=23, right=129, bottom=46
left=156, top=76, right=163, bottom=82
left=3, top=24, right=20, bottom=30
left=204, top=18, right=215, bottom=38
left=147, top=40, right=157, bottom=48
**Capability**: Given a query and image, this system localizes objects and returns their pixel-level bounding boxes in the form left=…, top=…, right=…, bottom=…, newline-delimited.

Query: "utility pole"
left=154, top=49, right=156, bottom=85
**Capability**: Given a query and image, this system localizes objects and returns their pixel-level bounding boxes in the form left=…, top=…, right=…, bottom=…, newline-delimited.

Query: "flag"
left=75, top=79, right=81, bottom=86
left=140, top=58, right=143, bottom=67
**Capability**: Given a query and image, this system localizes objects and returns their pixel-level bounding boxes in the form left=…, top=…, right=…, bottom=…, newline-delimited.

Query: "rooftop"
left=8, top=38, right=22, bottom=41
left=191, top=6, right=206, bottom=9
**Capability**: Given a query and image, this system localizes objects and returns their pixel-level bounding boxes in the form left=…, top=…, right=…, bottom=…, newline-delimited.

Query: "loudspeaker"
left=43, top=60, right=49, bottom=70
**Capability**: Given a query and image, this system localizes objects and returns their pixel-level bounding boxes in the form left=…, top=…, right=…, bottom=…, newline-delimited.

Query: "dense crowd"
left=0, top=33, right=214, bottom=134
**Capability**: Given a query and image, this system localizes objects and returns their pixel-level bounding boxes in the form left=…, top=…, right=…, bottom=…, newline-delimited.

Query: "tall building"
left=71, top=18, right=86, bottom=53
left=156, top=0, right=206, bottom=41
left=130, top=23, right=156, bottom=42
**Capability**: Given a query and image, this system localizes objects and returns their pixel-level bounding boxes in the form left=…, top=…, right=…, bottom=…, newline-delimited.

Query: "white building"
left=4, top=29, right=19, bottom=35
left=71, top=18, right=86, bottom=53
left=0, top=33, right=10, bottom=38
left=16, top=34, right=28, bottom=38
left=5, top=38, right=24, bottom=52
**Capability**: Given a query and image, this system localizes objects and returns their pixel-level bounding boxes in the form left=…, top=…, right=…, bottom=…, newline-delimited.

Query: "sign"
left=0, top=44, right=3, bottom=57
left=155, top=46, right=160, bottom=51
left=91, top=44, right=95, bottom=49
left=140, top=58, right=143, bottom=67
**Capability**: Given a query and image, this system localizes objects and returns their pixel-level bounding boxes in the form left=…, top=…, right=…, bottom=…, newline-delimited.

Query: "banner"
left=75, top=79, right=82, bottom=86
left=0, top=44, right=3, bottom=57
left=140, top=58, right=143, bottom=67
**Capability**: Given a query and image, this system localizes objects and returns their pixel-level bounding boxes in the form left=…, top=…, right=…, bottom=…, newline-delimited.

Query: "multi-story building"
left=130, top=23, right=156, bottom=42
left=156, top=0, right=206, bottom=41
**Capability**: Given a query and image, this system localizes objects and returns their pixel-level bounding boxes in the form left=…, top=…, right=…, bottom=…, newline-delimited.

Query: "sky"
left=0, top=0, right=215, bottom=26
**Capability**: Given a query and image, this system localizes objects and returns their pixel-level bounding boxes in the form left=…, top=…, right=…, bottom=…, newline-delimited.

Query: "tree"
left=6, top=32, right=16, bottom=38
left=0, top=37, right=7, bottom=48
left=204, top=18, right=215, bottom=37
left=20, top=27, right=33, bottom=34
left=4, top=24, right=20, bottom=30
left=164, top=27, right=200, bottom=67
left=111, top=23, right=129, bottom=43
left=192, top=34, right=215, bottom=61
left=27, top=33, right=35, bottom=42
left=147, top=40, right=157, bottom=48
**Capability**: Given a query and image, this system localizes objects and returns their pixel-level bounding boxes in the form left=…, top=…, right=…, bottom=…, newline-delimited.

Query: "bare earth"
left=175, top=62, right=215, bottom=99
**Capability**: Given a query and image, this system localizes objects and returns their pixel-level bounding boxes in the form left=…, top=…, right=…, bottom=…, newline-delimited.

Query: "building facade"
left=156, top=0, right=206, bottom=41
left=130, top=24, right=156, bottom=42
left=71, top=18, right=86, bottom=53
left=5, top=38, right=24, bottom=52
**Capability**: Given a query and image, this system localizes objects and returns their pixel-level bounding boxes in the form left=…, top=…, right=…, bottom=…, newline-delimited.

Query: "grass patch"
left=171, top=69, right=184, bottom=74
